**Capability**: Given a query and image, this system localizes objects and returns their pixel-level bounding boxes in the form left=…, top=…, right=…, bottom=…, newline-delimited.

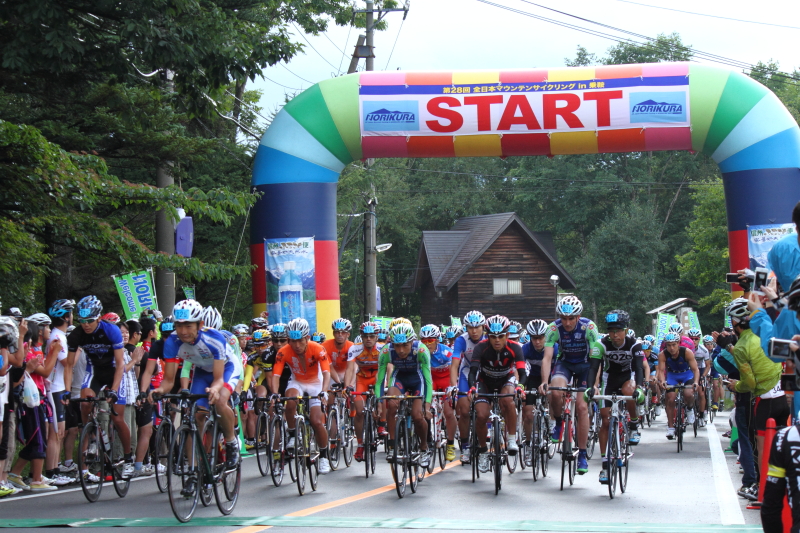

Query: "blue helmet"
left=463, top=311, right=486, bottom=328
left=663, top=332, right=680, bottom=343
left=48, top=299, right=75, bottom=318
left=76, top=295, right=103, bottom=320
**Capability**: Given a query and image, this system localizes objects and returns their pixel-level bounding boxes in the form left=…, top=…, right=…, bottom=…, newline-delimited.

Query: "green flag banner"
left=450, top=316, right=462, bottom=328
left=654, top=313, right=676, bottom=353
left=113, top=269, right=158, bottom=321
left=687, top=311, right=701, bottom=334
left=369, top=316, right=395, bottom=332
left=182, top=286, right=196, bottom=300
left=724, top=315, right=732, bottom=329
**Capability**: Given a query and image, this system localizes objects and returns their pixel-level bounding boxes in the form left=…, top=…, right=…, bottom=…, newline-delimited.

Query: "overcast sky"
left=249, top=0, right=800, bottom=127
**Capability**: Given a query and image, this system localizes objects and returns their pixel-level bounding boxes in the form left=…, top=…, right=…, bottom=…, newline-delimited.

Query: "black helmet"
left=787, top=274, right=800, bottom=311
left=605, top=309, right=630, bottom=330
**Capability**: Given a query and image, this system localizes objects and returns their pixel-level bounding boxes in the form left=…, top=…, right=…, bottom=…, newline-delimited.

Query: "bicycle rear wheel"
left=409, top=430, right=421, bottom=493
left=108, top=422, right=130, bottom=498
left=255, top=411, right=270, bottom=476
left=393, top=417, right=408, bottom=498
left=607, top=420, right=618, bottom=499
left=78, top=421, right=104, bottom=502
left=327, top=407, right=340, bottom=471
left=342, top=408, right=355, bottom=467
left=211, top=423, right=241, bottom=515
left=618, top=423, right=629, bottom=494
left=308, top=424, right=319, bottom=492
left=268, top=416, right=286, bottom=487
left=167, top=425, right=199, bottom=523
left=586, top=402, right=598, bottom=460
left=295, top=419, right=308, bottom=496
left=493, top=421, right=502, bottom=494
left=154, top=419, right=172, bottom=493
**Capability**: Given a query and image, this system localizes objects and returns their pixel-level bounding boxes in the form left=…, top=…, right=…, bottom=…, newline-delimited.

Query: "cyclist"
left=668, top=322, right=695, bottom=352
left=66, top=296, right=134, bottom=479
left=242, top=329, right=271, bottom=445
left=521, top=319, right=555, bottom=447
left=585, top=310, right=645, bottom=485
left=444, top=325, right=461, bottom=348
left=641, top=339, right=661, bottom=415
left=376, top=323, right=433, bottom=468
left=451, top=310, right=487, bottom=463
left=270, top=318, right=331, bottom=474
left=657, top=332, right=699, bottom=440
left=265, top=324, right=291, bottom=396
left=232, top=324, right=250, bottom=353
left=704, top=335, right=723, bottom=411
left=687, top=327, right=711, bottom=426
left=539, top=295, right=599, bottom=475
left=151, top=299, right=242, bottom=470
left=508, top=321, right=523, bottom=344
left=323, top=318, right=353, bottom=387
left=345, top=321, right=384, bottom=462
left=468, top=315, right=526, bottom=472
left=419, top=324, right=457, bottom=462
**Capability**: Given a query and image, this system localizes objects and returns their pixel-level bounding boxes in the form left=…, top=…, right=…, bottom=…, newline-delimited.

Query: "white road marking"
left=707, top=420, right=745, bottom=525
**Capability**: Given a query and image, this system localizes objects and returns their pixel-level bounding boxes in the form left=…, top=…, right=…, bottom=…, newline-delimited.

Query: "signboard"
left=654, top=312, right=676, bottom=353
left=112, top=269, right=158, bottom=321
left=182, top=286, right=196, bottom=300
left=360, top=76, right=690, bottom=138
left=747, top=223, right=797, bottom=271
left=451, top=316, right=462, bottom=328
left=264, top=237, right=316, bottom=331
left=687, top=311, right=701, bottom=335
left=369, top=316, right=395, bottom=333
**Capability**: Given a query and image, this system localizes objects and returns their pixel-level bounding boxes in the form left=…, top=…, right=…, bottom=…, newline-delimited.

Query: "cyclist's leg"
left=499, top=382, right=517, bottom=443
left=411, top=398, right=428, bottom=452
left=474, top=382, right=491, bottom=446
left=571, top=363, right=590, bottom=450
left=456, top=370, right=471, bottom=443
left=384, top=386, right=402, bottom=444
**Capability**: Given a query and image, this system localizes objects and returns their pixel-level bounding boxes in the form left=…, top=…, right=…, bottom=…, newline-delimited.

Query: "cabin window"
left=493, top=278, right=522, bottom=295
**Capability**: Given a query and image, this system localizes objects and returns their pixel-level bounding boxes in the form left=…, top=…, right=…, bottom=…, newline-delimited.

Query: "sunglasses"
left=273, top=338, right=288, bottom=344
left=77, top=318, right=96, bottom=324
left=487, top=334, right=507, bottom=340
left=689, top=336, right=700, bottom=340
left=362, top=334, right=378, bottom=339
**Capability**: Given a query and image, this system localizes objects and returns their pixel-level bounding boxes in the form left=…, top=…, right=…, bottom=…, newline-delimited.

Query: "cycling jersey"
left=588, top=337, right=644, bottom=396
left=272, top=341, right=330, bottom=385
left=67, top=321, right=124, bottom=386
left=264, top=346, right=290, bottom=394
left=522, top=342, right=557, bottom=377
left=468, top=340, right=526, bottom=388
left=243, top=348, right=272, bottom=392
left=375, top=341, right=433, bottom=403
left=322, top=339, right=353, bottom=377
left=347, top=342, right=383, bottom=379
left=428, top=342, right=454, bottom=390
left=544, top=318, right=599, bottom=364
left=663, top=346, right=691, bottom=374
left=453, top=333, right=486, bottom=376
left=162, top=328, right=238, bottom=372
left=693, top=343, right=709, bottom=369
left=762, top=423, right=800, bottom=533
left=679, top=335, right=695, bottom=352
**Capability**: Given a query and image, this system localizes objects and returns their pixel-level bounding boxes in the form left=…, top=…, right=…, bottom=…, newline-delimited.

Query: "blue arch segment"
left=250, top=182, right=338, bottom=242
left=718, top=127, right=800, bottom=174
left=252, top=145, right=340, bottom=186
left=722, top=167, right=800, bottom=232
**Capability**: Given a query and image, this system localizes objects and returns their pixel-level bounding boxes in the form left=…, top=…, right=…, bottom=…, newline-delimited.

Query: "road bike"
left=522, top=390, right=550, bottom=481
left=326, top=384, right=355, bottom=471
left=288, top=394, right=324, bottom=496
left=548, top=386, right=581, bottom=490
left=472, top=391, right=520, bottom=494
left=253, top=396, right=272, bottom=477
left=351, top=390, right=380, bottom=478
left=665, top=383, right=694, bottom=453
left=595, top=394, right=633, bottom=499
left=385, top=395, right=425, bottom=498
left=586, top=398, right=600, bottom=459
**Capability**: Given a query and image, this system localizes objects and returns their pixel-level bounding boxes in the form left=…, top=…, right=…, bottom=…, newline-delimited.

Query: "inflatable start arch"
left=251, top=62, right=800, bottom=333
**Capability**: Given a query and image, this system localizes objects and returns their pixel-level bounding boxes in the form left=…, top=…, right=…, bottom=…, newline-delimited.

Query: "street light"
left=550, top=275, right=559, bottom=318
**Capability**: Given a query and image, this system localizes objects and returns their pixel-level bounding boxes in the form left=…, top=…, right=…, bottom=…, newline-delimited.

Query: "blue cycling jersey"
left=429, top=342, right=454, bottom=373
left=664, top=347, right=691, bottom=374
left=163, top=328, right=237, bottom=373
left=522, top=342, right=557, bottom=377
left=544, top=317, right=598, bottom=364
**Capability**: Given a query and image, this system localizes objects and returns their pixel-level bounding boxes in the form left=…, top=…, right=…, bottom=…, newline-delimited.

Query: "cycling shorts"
left=432, top=371, right=450, bottom=392
left=355, top=375, right=376, bottom=395
left=136, top=401, right=154, bottom=427
left=524, top=374, right=543, bottom=405
left=52, top=397, right=65, bottom=424
left=81, top=360, right=118, bottom=397
left=387, top=372, right=424, bottom=399
left=286, top=378, right=323, bottom=408
left=475, top=376, right=517, bottom=405
left=600, top=371, right=633, bottom=408
left=666, top=370, right=694, bottom=387
left=755, top=396, right=790, bottom=435
left=190, top=361, right=240, bottom=409
left=552, top=360, right=590, bottom=390
left=709, top=367, right=720, bottom=379
left=458, top=372, right=471, bottom=396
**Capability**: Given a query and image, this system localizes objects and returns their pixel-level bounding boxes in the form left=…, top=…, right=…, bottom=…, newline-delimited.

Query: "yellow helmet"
left=388, top=317, right=412, bottom=330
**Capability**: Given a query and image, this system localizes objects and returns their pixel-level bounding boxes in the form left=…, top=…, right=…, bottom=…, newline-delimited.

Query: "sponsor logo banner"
left=265, top=237, right=316, bottom=332
left=113, top=269, right=158, bottom=321
left=747, top=223, right=797, bottom=271
left=629, top=91, right=687, bottom=123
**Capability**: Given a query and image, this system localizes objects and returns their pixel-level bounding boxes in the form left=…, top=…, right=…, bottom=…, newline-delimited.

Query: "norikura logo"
left=362, top=100, right=419, bottom=131
left=631, top=99, right=682, bottom=115
left=629, top=91, right=687, bottom=123
left=365, top=108, right=416, bottom=124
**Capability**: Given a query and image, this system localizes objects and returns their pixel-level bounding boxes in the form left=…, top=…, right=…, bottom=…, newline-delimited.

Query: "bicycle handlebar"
left=155, top=392, right=209, bottom=401
left=381, top=395, right=425, bottom=400
left=547, top=386, right=584, bottom=392
left=593, top=394, right=635, bottom=401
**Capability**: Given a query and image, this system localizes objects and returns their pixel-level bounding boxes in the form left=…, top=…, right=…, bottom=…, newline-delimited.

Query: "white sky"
left=250, top=0, right=800, bottom=124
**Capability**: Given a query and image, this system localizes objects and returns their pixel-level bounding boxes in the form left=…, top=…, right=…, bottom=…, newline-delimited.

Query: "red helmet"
left=101, top=312, right=121, bottom=325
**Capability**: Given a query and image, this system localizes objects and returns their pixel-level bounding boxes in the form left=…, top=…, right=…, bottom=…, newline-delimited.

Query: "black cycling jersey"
left=762, top=423, right=800, bottom=533
left=67, top=321, right=123, bottom=371
left=468, top=340, right=526, bottom=388
left=264, top=346, right=290, bottom=394
left=587, top=336, right=645, bottom=390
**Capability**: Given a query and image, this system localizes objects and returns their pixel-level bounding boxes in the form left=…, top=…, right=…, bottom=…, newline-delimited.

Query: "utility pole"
left=155, top=70, right=176, bottom=315
left=364, top=187, right=378, bottom=318
left=352, top=0, right=409, bottom=73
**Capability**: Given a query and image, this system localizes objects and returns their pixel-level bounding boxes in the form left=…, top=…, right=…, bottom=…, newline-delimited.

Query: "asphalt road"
left=0, top=411, right=762, bottom=533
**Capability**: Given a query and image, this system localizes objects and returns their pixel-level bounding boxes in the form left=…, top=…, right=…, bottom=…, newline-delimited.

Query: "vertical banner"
left=747, top=223, right=797, bottom=271
left=264, top=237, right=316, bottom=331
left=451, top=316, right=462, bottom=328
left=112, top=269, right=158, bottom=321
left=724, top=315, right=732, bottom=329
left=369, top=316, right=395, bottom=333
left=654, top=313, right=676, bottom=353
left=687, top=311, right=701, bottom=334
left=182, top=286, right=196, bottom=300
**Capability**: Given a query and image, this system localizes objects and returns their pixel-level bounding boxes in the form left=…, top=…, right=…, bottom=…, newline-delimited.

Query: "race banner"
left=182, top=286, right=196, bottom=300
left=747, top=223, right=797, bottom=270
left=451, top=316, right=462, bottom=328
left=724, top=315, right=732, bottom=329
left=112, top=268, right=158, bottom=321
left=687, top=311, right=701, bottom=335
left=264, top=237, right=316, bottom=332
left=369, top=316, right=395, bottom=333
left=654, top=313, right=676, bottom=353
left=360, top=76, right=690, bottom=138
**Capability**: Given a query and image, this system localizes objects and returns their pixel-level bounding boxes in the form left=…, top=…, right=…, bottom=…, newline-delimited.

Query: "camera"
left=753, top=267, right=769, bottom=295
left=769, top=338, right=798, bottom=360
left=726, top=271, right=755, bottom=285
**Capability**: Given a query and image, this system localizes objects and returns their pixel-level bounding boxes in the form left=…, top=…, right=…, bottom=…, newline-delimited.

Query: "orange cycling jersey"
left=347, top=343, right=383, bottom=379
left=322, top=339, right=353, bottom=375
left=272, top=341, right=330, bottom=384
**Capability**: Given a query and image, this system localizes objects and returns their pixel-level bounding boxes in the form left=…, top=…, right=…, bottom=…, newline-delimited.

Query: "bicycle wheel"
left=393, top=417, right=408, bottom=498
left=364, top=413, right=374, bottom=479
left=287, top=419, right=298, bottom=482
left=327, top=407, right=340, bottom=471
left=255, top=411, right=270, bottom=476
left=78, top=421, right=104, bottom=502
left=518, top=413, right=527, bottom=471
left=546, top=413, right=557, bottom=459
left=470, top=408, right=480, bottom=482
left=607, top=419, right=618, bottom=499
left=505, top=425, right=517, bottom=474
left=693, top=407, right=698, bottom=437
left=618, top=422, right=629, bottom=494
left=268, top=416, right=285, bottom=487
left=154, top=419, right=172, bottom=493
left=307, top=423, right=319, bottom=492
left=586, top=403, right=597, bottom=460
left=530, top=412, right=539, bottom=481
left=438, top=415, right=447, bottom=470
left=199, top=421, right=215, bottom=507
left=167, top=425, right=199, bottom=523
left=342, top=408, right=355, bottom=467
left=295, top=419, right=307, bottom=496
left=368, top=416, right=377, bottom=475
left=560, top=419, right=569, bottom=491
left=676, top=404, right=684, bottom=453
left=211, top=424, right=241, bottom=515
left=539, top=412, right=549, bottom=478
left=108, top=422, right=130, bottom=498
left=493, top=420, right=503, bottom=494
left=568, top=416, right=577, bottom=486
left=425, top=415, right=435, bottom=475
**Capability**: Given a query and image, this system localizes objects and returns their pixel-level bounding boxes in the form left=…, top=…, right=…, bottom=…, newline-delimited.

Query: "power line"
left=279, top=63, right=314, bottom=84
left=384, top=18, right=405, bottom=70
left=615, top=0, right=800, bottom=30
left=338, top=24, right=354, bottom=75
left=292, top=22, right=342, bottom=71
left=224, top=89, right=272, bottom=124
left=263, top=74, right=302, bottom=91
left=323, top=30, right=347, bottom=55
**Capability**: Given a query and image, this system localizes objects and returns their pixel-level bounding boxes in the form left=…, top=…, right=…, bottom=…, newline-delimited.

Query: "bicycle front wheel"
left=255, top=411, right=270, bottom=476
left=607, top=419, right=618, bottom=499
left=295, top=419, right=308, bottom=496
left=393, top=417, right=408, bottom=498
left=493, top=422, right=502, bottom=494
left=618, top=422, right=629, bottom=494
left=78, top=421, right=104, bottom=502
left=365, top=413, right=374, bottom=479
left=327, top=407, right=340, bottom=471
left=342, top=408, right=355, bottom=467
left=154, top=419, right=172, bottom=493
left=560, top=420, right=569, bottom=491
left=199, top=421, right=215, bottom=507
left=108, top=421, right=130, bottom=498
left=308, top=424, right=319, bottom=492
left=209, top=421, right=241, bottom=515
left=167, top=425, right=199, bottom=523
left=268, top=416, right=285, bottom=487
left=539, top=412, right=549, bottom=478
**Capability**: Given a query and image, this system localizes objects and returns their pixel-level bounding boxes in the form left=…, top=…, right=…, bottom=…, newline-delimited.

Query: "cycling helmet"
left=378, top=326, right=388, bottom=341
left=518, top=331, right=530, bottom=344
left=508, top=321, right=523, bottom=340
left=445, top=325, right=462, bottom=339
left=526, top=319, right=549, bottom=337
left=7, top=307, right=22, bottom=320
left=311, top=332, right=326, bottom=342
left=286, top=318, right=310, bottom=340
left=702, top=334, right=714, bottom=344
left=332, top=318, right=353, bottom=332
left=643, top=334, right=655, bottom=343
left=556, top=296, right=583, bottom=317
left=76, top=296, right=103, bottom=320
left=48, top=299, right=75, bottom=318
left=627, top=329, right=636, bottom=339
left=251, top=317, right=268, bottom=329
left=419, top=324, right=441, bottom=339
left=787, top=273, right=800, bottom=311
left=485, top=315, right=510, bottom=335
left=252, top=329, right=270, bottom=345
left=687, top=328, right=702, bottom=338
left=0, top=317, right=19, bottom=351
left=160, top=316, right=175, bottom=334
left=100, top=312, right=121, bottom=325
left=726, top=297, right=750, bottom=321
left=463, top=310, right=486, bottom=328
left=354, top=335, right=363, bottom=344
left=232, top=324, right=249, bottom=337
left=66, top=325, right=76, bottom=334
left=271, top=323, right=288, bottom=339
left=388, top=317, right=412, bottom=331
left=604, top=309, right=629, bottom=330
left=172, top=299, right=204, bottom=323
left=641, top=340, right=652, bottom=351
left=201, top=306, right=222, bottom=330
left=26, top=313, right=52, bottom=326
left=359, top=321, right=380, bottom=335
left=663, top=332, right=680, bottom=343
left=668, top=323, right=683, bottom=335
left=390, top=323, right=416, bottom=343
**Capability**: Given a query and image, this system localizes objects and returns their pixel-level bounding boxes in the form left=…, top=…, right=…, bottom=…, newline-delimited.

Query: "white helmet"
left=201, top=306, right=222, bottom=330
left=26, top=313, right=52, bottom=326
left=726, top=297, right=750, bottom=321
left=526, top=319, right=549, bottom=337
left=286, top=318, right=310, bottom=340
left=668, top=323, right=683, bottom=335
left=172, top=299, right=204, bottom=323
left=556, top=296, right=583, bottom=317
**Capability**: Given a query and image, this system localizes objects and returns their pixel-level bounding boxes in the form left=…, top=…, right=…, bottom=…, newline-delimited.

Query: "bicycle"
left=326, top=384, right=355, bottom=471
left=472, top=391, right=520, bottom=494
left=594, top=394, right=633, bottom=499
left=253, top=396, right=272, bottom=477
left=74, top=391, right=130, bottom=502
left=548, top=386, right=581, bottom=490
left=586, top=398, right=600, bottom=459
left=289, top=393, right=325, bottom=496
left=427, top=391, right=451, bottom=472
left=266, top=397, right=292, bottom=487
left=351, top=390, right=380, bottom=478
left=384, top=395, right=425, bottom=498
left=665, top=383, right=693, bottom=453
left=159, top=391, right=241, bottom=523
left=523, top=390, right=550, bottom=481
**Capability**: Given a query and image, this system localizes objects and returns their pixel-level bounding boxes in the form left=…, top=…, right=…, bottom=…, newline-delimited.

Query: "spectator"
left=60, top=327, right=83, bottom=479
